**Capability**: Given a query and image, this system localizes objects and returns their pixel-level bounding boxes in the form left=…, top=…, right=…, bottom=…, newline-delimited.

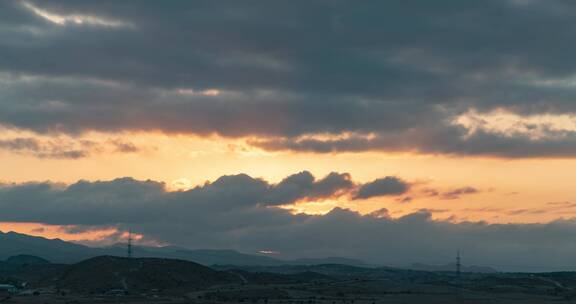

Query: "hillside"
left=54, top=256, right=242, bottom=293
left=227, top=269, right=333, bottom=285
left=2, top=254, right=576, bottom=303
left=0, top=231, right=104, bottom=263
left=214, top=264, right=407, bottom=280
left=5, top=254, right=50, bottom=266
left=0, top=255, right=66, bottom=284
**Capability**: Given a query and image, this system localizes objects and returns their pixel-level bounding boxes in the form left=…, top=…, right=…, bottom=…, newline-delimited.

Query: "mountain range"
left=0, top=230, right=496, bottom=273
left=0, top=230, right=369, bottom=267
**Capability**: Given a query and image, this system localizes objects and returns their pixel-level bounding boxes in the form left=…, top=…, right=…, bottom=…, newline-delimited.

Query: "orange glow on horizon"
left=0, top=222, right=119, bottom=244
left=1, top=128, right=576, bottom=235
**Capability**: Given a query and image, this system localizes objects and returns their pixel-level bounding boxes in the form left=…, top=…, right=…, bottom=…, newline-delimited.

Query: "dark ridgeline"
left=54, top=256, right=242, bottom=294
left=1, top=232, right=576, bottom=302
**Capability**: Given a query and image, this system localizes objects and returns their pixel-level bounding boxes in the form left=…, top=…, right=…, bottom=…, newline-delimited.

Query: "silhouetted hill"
left=3, top=253, right=576, bottom=302
left=5, top=254, right=50, bottom=266
left=0, top=255, right=66, bottom=284
left=0, top=231, right=104, bottom=263
left=55, top=256, right=242, bottom=294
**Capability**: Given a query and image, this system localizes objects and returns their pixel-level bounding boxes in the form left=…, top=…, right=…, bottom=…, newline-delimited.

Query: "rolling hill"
left=54, top=256, right=242, bottom=293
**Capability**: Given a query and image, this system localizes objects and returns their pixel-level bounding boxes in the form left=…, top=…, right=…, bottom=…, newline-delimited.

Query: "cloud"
left=2, top=1, right=576, bottom=157
left=109, top=140, right=140, bottom=153
left=440, top=187, right=480, bottom=200
left=420, top=186, right=481, bottom=200
left=0, top=172, right=360, bottom=226
left=266, top=171, right=353, bottom=205
left=396, top=197, right=413, bottom=203
left=353, top=177, right=410, bottom=200
left=0, top=136, right=142, bottom=159
left=20, top=1, right=133, bottom=28
left=0, top=137, right=87, bottom=159
left=0, top=173, right=575, bottom=271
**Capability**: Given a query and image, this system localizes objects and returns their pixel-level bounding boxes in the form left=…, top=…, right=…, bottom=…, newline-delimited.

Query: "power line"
left=127, top=229, right=133, bottom=258
left=456, top=251, right=461, bottom=277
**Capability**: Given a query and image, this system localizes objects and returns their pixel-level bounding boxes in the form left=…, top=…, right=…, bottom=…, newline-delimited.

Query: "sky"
left=2, top=0, right=576, bottom=270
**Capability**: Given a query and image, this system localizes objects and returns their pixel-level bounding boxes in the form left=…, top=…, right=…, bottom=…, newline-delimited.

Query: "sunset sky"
left=2, top=0, right=576, bottom=268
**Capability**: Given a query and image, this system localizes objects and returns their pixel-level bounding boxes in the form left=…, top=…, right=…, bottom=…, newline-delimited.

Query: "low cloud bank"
left=0, top=172, right=573, bottom=271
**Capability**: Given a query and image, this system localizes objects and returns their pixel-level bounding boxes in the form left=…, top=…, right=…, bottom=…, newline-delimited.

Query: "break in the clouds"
left=0, top=173, right=575, bottom=271
left=3, top=1, right=576, bottom=157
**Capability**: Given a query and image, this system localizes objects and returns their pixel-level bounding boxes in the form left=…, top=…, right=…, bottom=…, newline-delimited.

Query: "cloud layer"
left=0, top=172, right=400, bottom=226
left=0, top=172, right=575, bottom=271
left=2, top=1, right=576, bottom=157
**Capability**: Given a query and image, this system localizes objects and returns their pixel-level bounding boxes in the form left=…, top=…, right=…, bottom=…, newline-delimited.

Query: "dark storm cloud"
left=353, top=177, right=410, bottom=200
left=3, top=0, right=576, bottom=156
left=0, top=175, right=576, bottom=270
